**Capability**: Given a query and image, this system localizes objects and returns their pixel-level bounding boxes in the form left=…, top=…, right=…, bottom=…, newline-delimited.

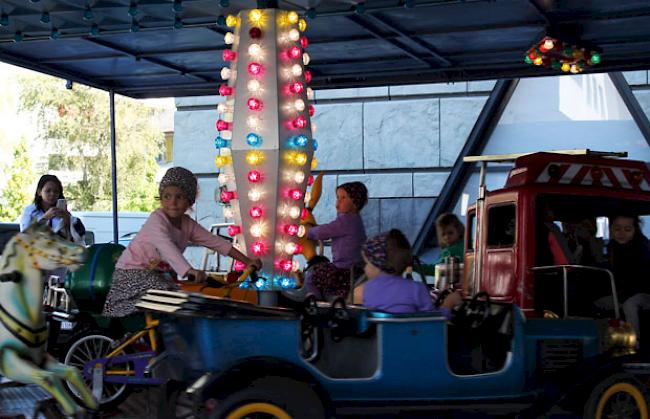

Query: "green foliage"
left=0, top=138, right=35, bottom=222
left=18, top=74, right=164, bottom=212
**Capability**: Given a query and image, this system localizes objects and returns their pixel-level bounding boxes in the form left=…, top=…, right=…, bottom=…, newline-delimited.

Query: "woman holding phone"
left=19, top=174, right=86, bottom=244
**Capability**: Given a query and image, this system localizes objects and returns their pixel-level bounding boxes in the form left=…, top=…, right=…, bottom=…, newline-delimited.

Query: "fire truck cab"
left=463, top=150, right=650, bottom=320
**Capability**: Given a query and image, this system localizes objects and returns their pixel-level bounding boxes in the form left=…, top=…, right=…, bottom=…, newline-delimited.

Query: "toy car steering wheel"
left=453, top=291, right=492, bottom=330
left=329, top=298, right=349, bottom=343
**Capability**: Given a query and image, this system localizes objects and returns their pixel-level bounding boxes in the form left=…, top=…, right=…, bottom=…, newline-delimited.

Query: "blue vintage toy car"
left=142, top=290, right=647, bottom=419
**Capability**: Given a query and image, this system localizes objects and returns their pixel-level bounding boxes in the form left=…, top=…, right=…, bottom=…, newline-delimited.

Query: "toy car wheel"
left=63, top=333, right=131, bottom=409
left=584, top=373, right=650, bottom=419
left=209, top=377, right=325, bottom=419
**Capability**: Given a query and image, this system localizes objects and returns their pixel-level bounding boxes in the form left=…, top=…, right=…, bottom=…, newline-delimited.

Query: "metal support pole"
left=109, top=90, right=119, bottom=244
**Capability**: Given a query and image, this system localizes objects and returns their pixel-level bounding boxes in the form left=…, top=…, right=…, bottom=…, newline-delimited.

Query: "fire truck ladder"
left=463, top=149, right=627, bottom=295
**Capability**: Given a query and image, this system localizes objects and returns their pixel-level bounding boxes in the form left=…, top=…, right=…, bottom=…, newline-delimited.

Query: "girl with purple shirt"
left=304, top=182, right=368, bottom=300
left=354, top=229, right=462, bottom=314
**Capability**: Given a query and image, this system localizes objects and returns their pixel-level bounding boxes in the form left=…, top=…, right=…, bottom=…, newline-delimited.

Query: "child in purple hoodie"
left=304, top=181, right=368, bottom=300
left=354, top=229, right=462, bottom=314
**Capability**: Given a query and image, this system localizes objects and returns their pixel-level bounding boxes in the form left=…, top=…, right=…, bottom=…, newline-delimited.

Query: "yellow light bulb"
left=288, top=11, right=299, bottom=24
left=224, top=32, right=235, bottom=44
left=288, top=28, right=300, bottom=42
left=226, top=15, right=239, bottom=28
left=215, top=155, right=232, bottom=168
left=299, top=18, right=307, bottom=32
left=248, top=189, right=262, bottom=201
left=294, top=99, right=305, bottom=112
left=246, top=150, right=265, bottom=165
left=311, top=157, right=318, bottom=170
left=533, top=56, right=543, bottom=66
left=250, top=223, right=264, bottom=237
left=289, top=206, right=301, bottom=219
left=561, top=62, right=571, bottom=72
left=293, top=170, right=305, bottom=183
left=291, top=63, right=303, bottom=77
left=248, top=43, right=262, bottom=57
left=247, top=79, right=261, bottom=92
left=294, top=152, right=307, bottom=166
left=285, top=242, right=297, bottom=254
left=302, top=52, right=310, bottom=65
left=248, top=9, right=263, bottom=25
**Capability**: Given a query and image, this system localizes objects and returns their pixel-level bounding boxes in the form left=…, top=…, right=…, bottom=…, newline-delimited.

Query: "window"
left=466, top=212, right=476, bottom=251
left=487, top=204, right=516, bottom=248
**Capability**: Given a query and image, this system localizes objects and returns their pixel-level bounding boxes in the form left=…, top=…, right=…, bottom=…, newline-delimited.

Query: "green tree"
left=19, top=74, right=164, bottom=212
left=0, top=138, right=35, bottom=222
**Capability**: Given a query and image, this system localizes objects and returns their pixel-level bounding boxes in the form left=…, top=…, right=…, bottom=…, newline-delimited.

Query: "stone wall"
left=173, top=80, right=494, bottom=244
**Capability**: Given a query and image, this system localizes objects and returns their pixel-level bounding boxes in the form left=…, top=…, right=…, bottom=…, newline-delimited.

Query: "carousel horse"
left=0, top=222, right=97, bottom=416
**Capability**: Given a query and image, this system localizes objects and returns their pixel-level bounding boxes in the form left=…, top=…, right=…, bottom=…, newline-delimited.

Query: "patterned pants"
left=102, top=268, right=179, bottom=317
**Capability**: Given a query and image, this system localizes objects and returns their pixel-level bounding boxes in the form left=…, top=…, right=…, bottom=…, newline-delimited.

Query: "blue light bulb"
left=246, top=133, right=262, bottom=147
left=295, top=135, right=309, bottom=147
left=214, top=136, right=231, bottom=149
left=313, top=138, right=318, bottom=150
left=254, top=278, right=266, bottom=289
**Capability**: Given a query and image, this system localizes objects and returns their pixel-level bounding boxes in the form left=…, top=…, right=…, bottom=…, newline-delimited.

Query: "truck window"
left=487, top=204, right=516, bottom=248
left=466, top=212, right=476, bottom=251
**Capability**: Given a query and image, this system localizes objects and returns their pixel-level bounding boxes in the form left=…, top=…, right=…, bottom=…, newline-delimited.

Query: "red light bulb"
left=249, top=206, right=264, bottom=218
left=304, top=70, right=312, bottom=83
left=249, top=27, right=262, bottom=39
left=251, top=241, right=266, bottom=256
left=223, top=50, right=237, bottom=61
left=247, top=97, right=263, bottom=111
left=216, top=119, right=232, bottom=131
left=285, top=224, right=299, bottom=236
left=288, top=46, right=301, bottom=59
left=220, top=190, right=237, bottom=203
left=248, top=62, right=264, bottom=76
left=289, top=189, right=302, bottom=200
left=234, top=260, right=247, bottom=271
left=294, top=243, right=304, bottom=254
left=289, top=82, right=304, bottom=94
left=308, top=104, right=315, bottom=117
left=280, top=259, right=293, bottom=272
left=219, top=84, right=233, bottom=96
left=300, top=36, right=308, bottom=49
left=301, top=208, right=309, bottom=220
left=307, top=175, right=314, bottom=186
left=248, top=170, right=262, bottom=183
left=293, top=115, right=307, bottom=129
left=227, top=225, right=241, bottom=236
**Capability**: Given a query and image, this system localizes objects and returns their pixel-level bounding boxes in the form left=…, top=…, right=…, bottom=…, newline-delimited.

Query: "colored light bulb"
left=220, top=67, right=232, bottom=80
left=226, top=15, right=238, bottom=27
left=215, top=155, right=232, bottom=167
left=288, top=46, right=302, bottom=59
left=294, top=98, right=305, bottom=111
left=223, top=49, right=237, bottom=61
left=250, top=206, right=264, bottom=218
left=223, top=207, right=234, bottom=218
left=294, top=171, right=305, bottom=183
left=291, top=63, right=303, bottom=77
left=299, top=18, right=307, bottom=32
left=304, top=191, right=312, bottom=204
left=295, top=153, right=308, bottom=166
left=304, top=70, right=312, bottom=83
left=533, top=56, right=543, bottom=65
left=289, top=206, right=301, bottom=219
left=248, top=62, right=264, bottom=76
left=216, top=119, right=232, bottom=131
left=234, top=260, right=246, bottom=271
left=250, top=223, right=264, bottom=237
left=248, top=43, right=262, bottom=56
left=307, top=87, right=314, bottom=100
left=248, top=189, right=262, bottom=201
left=308, top=104, right=315, bottom=116
left=248, top=170, right=263, bottom=183
left=288, top=28, right=300, bottom=42
left=214, top=136, right=231, bottom=149
left=570, top=63, right=580, bottom=73
left=217, top=102, right=232, bottom=114
left=311, top=158, right=318, bottom=170
left=311, top=122, right=317, bottom=134
left=301, top=208, right=309, bottom=220
left=289, top=82, right=304, bottom=94
left=302, top=52, right=310, bottom=65
left=288, top=11, right=299, bottom=24
left=293, top=116, right=307, bottom=129
left=285, top=224, right=299, bottom=236
left=227, top=225, right=241, bottom=236
left=219, top=84, right=233, bottom=96
left=224, top=32, right=235, bottom=44
left=251, top=241, right=266, bottom=256
left=295, top=134, right=308, bottom=147
left=249, top=27, right=262, bottom=39
left=247, top=97, right=263, bottom=111
left=543, top=38, right=554, bottom=51
left=220, top=190, right=237, bottom=203
left=246, top=115, right=261, bottom=129
left=297, top=225, right=306, bottom=237
left=307, top=175, right=314, bottom=186
left=281, top=259, right=293, bottom=272
left=248, top=9, right=263, bottom=24
left=220, top=130, right=232, bottom=140
left=300, top=36, right=308, bottom=49
left=289, top=189, right=303, bottom=200
left=561, top=62, right=571, bottom=72
left=285, top=242, right=297, bottom=255
left=218, top=173, right=231, bottom=185
left=248, top=79, right=261, bottom=92
left=246, top=151, right=265, bottom=165
left=247, top=133, right=263, bottom=147
left=591, top=52, right=601, bottom=64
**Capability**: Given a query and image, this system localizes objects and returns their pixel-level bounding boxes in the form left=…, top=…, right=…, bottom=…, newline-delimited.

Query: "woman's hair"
left=386, top=229, right=413, bottom=275
left=609, top=215, right=648, bottom=243
left=33, top=174, right=64, bottom=211
left=435, top=213, right=465, bottom=245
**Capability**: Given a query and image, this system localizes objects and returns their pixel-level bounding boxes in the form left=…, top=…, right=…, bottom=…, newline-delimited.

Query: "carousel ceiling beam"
left=40, top=45, right=224, bottom=64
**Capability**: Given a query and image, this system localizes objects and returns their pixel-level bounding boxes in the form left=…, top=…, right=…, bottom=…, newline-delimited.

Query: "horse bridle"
left=0, top=271, right=21, bottom=283
left=14, top=234, right=80, bottom=269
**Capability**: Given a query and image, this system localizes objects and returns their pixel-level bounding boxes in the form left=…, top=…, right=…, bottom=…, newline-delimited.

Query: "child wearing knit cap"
left=304, top=181, right=368, bottom=300
left=103, top=167, right=261, bottom=318
left=354, top=229, right=462, bottom=314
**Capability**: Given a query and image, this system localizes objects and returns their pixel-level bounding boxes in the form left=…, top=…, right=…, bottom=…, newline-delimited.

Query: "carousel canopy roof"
left=2, top=0, right=650, bottom=98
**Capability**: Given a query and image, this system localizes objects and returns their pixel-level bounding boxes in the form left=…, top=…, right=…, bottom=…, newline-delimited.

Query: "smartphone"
left=56, top=198, right=67, bottom=210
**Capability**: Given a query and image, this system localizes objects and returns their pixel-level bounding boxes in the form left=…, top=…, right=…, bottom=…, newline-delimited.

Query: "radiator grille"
left=538, top=339, right=582, bottom=373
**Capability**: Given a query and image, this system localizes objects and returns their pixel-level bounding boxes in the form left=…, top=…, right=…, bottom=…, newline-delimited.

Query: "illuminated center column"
left=216, top=9, right=315, bottom=291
